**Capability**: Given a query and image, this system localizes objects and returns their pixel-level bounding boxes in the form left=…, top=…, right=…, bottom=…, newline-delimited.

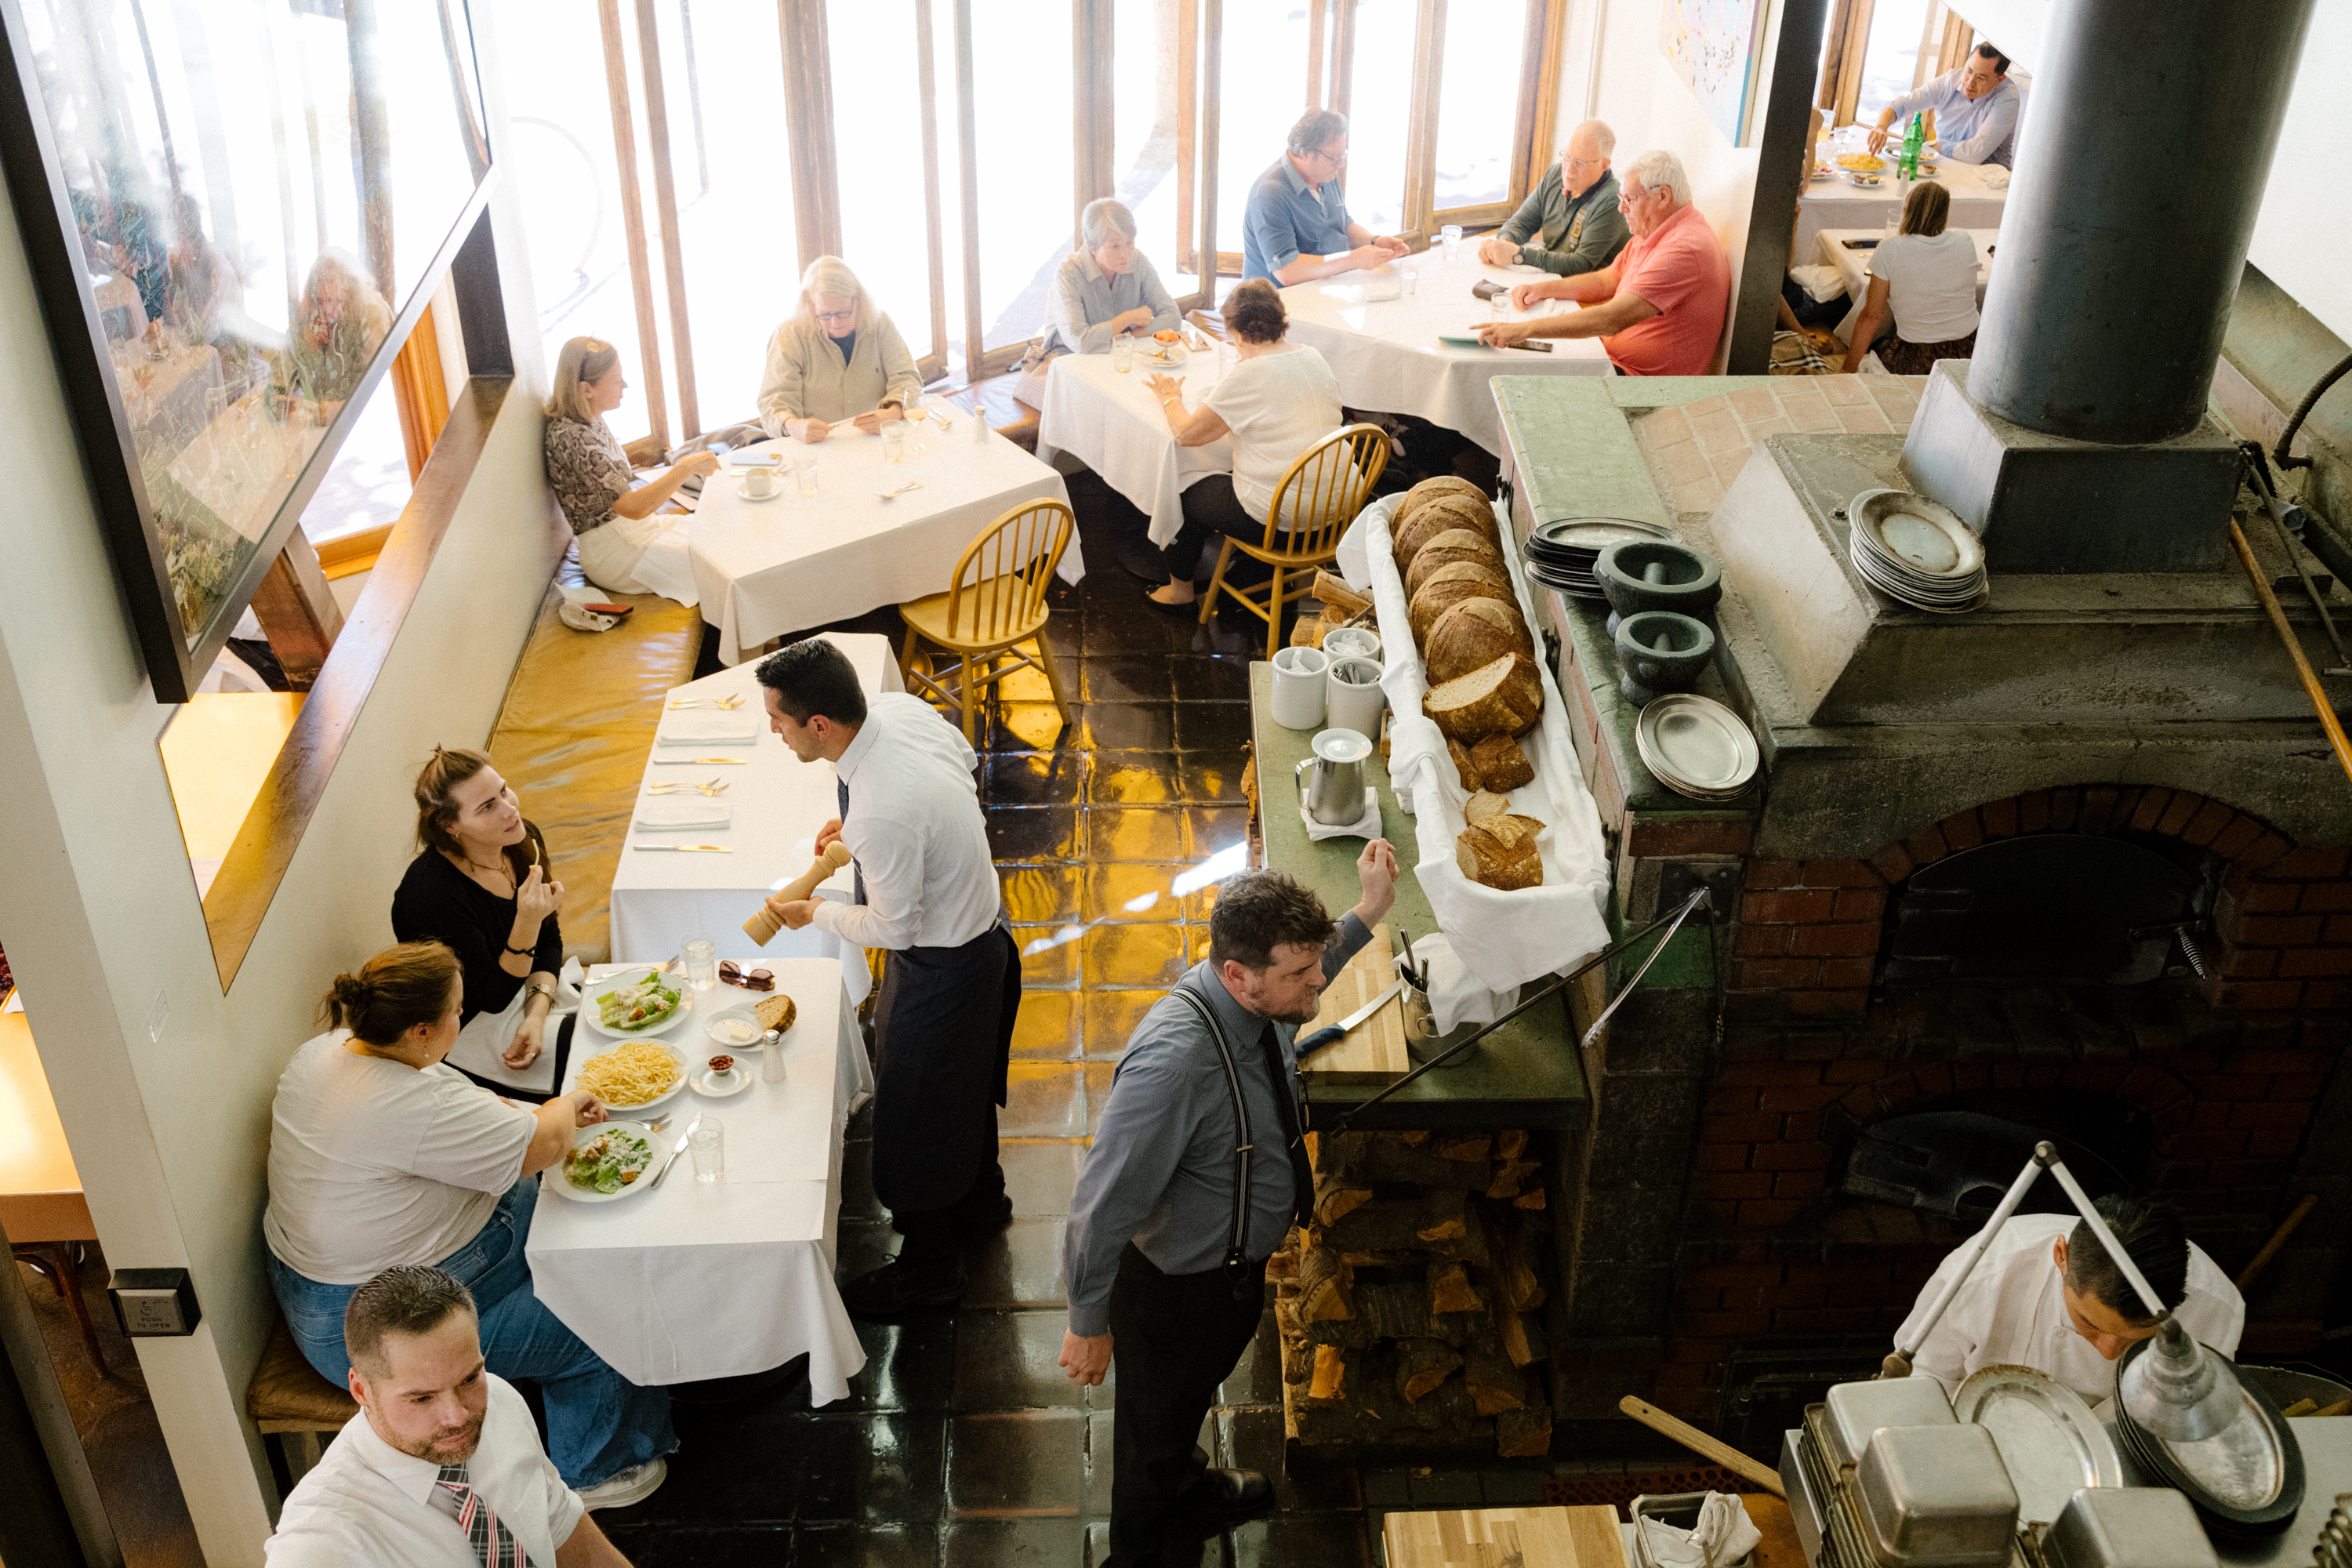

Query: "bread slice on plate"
left=755, top=993, right=798, bottom=1034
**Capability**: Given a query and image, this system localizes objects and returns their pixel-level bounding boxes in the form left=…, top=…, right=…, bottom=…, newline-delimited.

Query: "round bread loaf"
left=1470, top=734, right=1535, bottom=792
left=1455, top=818, right=1544, bottom=891
left=1404, top=529, right=1504, bottom=597
left=1396, top=475, right=1490, bottom=528
left=1408, top=563, right=1513, bottom=643
left=1426, top=597, right=1534, bottom=684
left=1393, top=500, right=1501, bottom=570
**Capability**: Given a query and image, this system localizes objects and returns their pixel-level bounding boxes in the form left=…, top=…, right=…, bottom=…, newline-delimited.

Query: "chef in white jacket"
left=1893, top=1195, right=2243, bottom=1412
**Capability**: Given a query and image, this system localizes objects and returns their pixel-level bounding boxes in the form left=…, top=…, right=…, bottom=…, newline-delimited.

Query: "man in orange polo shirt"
left=1475, top=148, right=1729, bottom=376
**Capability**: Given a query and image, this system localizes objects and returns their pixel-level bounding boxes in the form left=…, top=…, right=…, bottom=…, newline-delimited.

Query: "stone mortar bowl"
left=1613, top=610, right=1715, bottom=705
left=1597, top=540, right=1722, bottom=636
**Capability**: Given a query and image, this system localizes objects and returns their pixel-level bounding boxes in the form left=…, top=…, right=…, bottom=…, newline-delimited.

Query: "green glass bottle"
left=1900, top=113, right=1926, bottom=180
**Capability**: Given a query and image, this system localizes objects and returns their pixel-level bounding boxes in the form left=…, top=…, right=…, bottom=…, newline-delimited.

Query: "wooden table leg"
left=21, top=1242, right=107, bottom=1377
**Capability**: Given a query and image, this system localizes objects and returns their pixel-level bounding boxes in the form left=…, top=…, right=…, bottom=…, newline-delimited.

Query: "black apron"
left=869, top=915, right=1021, bottom=1212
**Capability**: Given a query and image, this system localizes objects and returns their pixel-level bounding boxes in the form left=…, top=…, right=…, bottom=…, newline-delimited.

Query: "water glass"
left=1442, top=223, right=1463, bottom=261
left=1112, top=335, right=1134, bottom=373
left=1399, top=269, right=1417, bottom=297
left=681, top=938, right=717, bottom=991
left=796, top=456, right=819, bottom=495
left=883, top=421, right=909, bottom=462
left=901, top=383, right=924, bottom=419
left=688, top=1118, right=725, bottom=1182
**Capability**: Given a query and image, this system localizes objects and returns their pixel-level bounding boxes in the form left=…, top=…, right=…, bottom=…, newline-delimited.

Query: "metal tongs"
left=1330, top=887, right=1714, bottom=1131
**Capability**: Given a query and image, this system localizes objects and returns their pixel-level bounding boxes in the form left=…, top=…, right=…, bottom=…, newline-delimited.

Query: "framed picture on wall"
left=1659, top=0, right=1772, bottom=147
left=0, top=0, right=495, bottom=702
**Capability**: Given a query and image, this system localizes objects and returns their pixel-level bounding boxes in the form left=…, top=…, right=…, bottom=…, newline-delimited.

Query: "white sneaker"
left=578, top=1457, right=667, bottom=1511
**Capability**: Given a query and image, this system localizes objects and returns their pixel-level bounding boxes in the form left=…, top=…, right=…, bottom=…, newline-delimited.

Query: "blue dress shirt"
left=1884, top=68, right=2023, bottom=168
left=1241, top=158, right=1357, bottom=282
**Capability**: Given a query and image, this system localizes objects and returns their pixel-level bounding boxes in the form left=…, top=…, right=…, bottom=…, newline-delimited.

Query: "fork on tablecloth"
left=646, top=779, right=729, bottom=796
left=666, top=693, right=745, bottom=710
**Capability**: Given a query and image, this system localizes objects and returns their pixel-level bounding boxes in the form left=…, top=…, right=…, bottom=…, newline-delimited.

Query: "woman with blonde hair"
left=281, top=249, right=391, bottom=416
left=1842, top=180, right=1982, bottom=374
left=263, top=941, right=675, bottom=1506
left=542, top=336, right=720, bottom=597
left=390, top=746, right=571, bottom=1099
left=757, top=256, right=922, bottom=443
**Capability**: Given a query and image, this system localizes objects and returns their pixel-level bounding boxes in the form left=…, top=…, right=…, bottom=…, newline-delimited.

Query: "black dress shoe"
left=840, top=1256, right=964, bottom=1319
left=985, top=1192, right=1015, bottom=1227
left=1181, top=1467, right=1274, bottom=1519
left=1142, top=591, right=1200, bottom=617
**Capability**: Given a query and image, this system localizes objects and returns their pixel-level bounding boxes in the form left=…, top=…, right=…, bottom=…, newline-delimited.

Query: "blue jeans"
left=267, top=1178, right=675, bottom=1489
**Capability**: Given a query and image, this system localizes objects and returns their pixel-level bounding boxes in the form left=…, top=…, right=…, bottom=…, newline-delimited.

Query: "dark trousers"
left=1105, top=1243, right=1267, bottom=1566
left=1161, top=474, right=1267, bottom=583
left=890, top=1106, right=1006, bottom=1265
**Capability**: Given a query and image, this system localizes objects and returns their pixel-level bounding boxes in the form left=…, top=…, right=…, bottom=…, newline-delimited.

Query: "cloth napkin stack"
left=1635, top=1492, right=1761, bottom=1568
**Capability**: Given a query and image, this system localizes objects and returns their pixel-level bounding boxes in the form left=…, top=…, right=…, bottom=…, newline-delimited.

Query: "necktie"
left=430, top=1461, right=528, bottom=1567
left=835, top=776, right=866, bottom=906
left=1254, top=1022, right=1316, bottom=1239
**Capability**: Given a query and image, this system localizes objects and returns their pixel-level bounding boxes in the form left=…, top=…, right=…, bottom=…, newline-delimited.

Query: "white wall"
left=1555, top=0, right=1795, bottom=372
left=0, top=13, right=559, bottom=1564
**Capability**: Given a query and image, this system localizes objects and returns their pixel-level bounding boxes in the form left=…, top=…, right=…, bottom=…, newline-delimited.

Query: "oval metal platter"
left=1953, top=1363, right=2124, bottom=1526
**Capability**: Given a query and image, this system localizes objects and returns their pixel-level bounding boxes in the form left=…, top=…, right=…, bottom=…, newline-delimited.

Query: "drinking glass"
left=681, top=938, right=717, bottom=991
left=796, top=457, right=819, bottom=495
left=883, top=421, right=909, bottom=462
left=1442, top=223, right=1463, bottom=261
left=902, top=383, right=924, bottom=420
left=1112, top=335, right=1134, bottom=373
left=688, top=1118, right=725, bottom=1181
left=1399, top=269, right=1418, bottom=297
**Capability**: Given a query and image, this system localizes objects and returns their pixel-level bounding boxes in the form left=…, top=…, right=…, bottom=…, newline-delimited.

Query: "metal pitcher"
left=1294, top=728, right=1372, bottom=826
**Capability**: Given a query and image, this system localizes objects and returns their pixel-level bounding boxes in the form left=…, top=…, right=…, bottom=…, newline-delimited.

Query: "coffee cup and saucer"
left=739, top=465, right=784, bottom=503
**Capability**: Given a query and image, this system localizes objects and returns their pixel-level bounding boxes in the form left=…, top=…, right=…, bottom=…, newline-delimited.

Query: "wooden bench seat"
left=246, top=1314, right=358, bottom=1485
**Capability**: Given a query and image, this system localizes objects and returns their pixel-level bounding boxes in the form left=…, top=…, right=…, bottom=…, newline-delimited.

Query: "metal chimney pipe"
left=1969, top=0, right=2316, bottom=445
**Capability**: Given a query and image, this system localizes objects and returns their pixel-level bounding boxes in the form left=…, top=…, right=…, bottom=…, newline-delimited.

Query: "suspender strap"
left=1167, top=983, right=1256, bottom=1283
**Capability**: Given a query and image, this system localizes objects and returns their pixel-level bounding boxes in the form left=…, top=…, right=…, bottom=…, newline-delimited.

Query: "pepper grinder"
left=759, top=1028, right=786, bottom=1084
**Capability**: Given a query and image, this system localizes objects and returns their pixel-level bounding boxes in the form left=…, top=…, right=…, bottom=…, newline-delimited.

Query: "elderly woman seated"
left=1014, top=198, right=1180, bottom=406
left=757, top=256, right=922, bottom=443
left=543, top=336, right=720, bottom=597
left=1141, top=278, right=1341, bottom=612
left=263, top=941, right=673, bottom=1506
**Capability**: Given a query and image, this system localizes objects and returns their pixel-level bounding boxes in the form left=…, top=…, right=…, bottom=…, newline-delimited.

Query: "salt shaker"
left=972, top=408, right=990, bottom=445
left=760, top=1028, right=786, bottom=1083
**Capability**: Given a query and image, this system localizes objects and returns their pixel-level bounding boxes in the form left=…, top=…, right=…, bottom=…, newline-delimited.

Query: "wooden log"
left=1318, top=1131, right=1494, bottom=1190
left=1298, top=1247, right=1356, bottom=1323
left=1496, top=1402, right=1552, bottom=1458
left=1486, top=1160, right=1541, bottom=1200
left=1316, top=1179, right=1376, bottom=1227
left=1429, top=1258, right=1484, bottom=1316
left=1397, top=1338, right=1464, bottom=1404
left=1489, top=1211, right=1547, bottom=1312
left=1464, top=1344, right=1527, bottom=1415
left=1313, top=569, right=1372, bottom=617
left=1494, top=1305, right=1548, bottom=1367
left=1322, top=1188, right=1469, bottom=1254
left=1437, top=1133, right=1491, bottom=1163
left=1515, top=1188, right=1548, bottom=1210
left=1274, top=1297, right=1304, bottom=1342
left=1495, top=1128, right=1528, bottom=1161
left=1309, top=1344, right=1348, bottom=1401
left=1265, top=1243, right=1301, bottom=1283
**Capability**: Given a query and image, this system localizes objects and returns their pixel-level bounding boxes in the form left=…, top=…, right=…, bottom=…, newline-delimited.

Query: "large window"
left=503, top=0, right=1565, bottom=432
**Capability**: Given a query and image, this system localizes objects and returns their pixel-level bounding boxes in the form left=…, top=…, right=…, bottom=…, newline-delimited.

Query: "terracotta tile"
left=1679, top=474, right=1725, bottom=513
left=1889, top=416, right=1913, bottom=437
left=1820, top=377, right=1871, bottom=407
left=1657, top=438, right=1715, bottom=489
left=1784, top=397, right=1843, bottom=434
left=1010, top=990, right=1080, bottom=1058
left=1689, top=406, right=1748, bottom=455
left=1087, top=806, right=1187, bottom=862
left=1729, top=385, right=1781, bottom=420
left=1836, top=403, right=1893, bottom=434
left=1639, top=405, right=1693, bottom=448
left=1740, top=413, right=1795, bottom=440
left=1081, top=923, right=1189, bottom=989
left=1708, top=445, right=1753, bottom=486
left=1679, top=392, right=1732, bottom=424
left=1863, top=377, right=1915, bottom=413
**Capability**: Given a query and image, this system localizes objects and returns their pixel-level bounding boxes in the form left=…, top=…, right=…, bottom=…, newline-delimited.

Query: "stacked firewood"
left=1269, top=1128, right=1552, bottom=1458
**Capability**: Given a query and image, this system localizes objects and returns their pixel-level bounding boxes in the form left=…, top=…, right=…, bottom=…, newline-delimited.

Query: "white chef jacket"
left=808, top=691, right=1000, bottom=952
left=267, top=1374, right=583, bottom=1566
left=1895, top=1212, right=2244, bottom=1411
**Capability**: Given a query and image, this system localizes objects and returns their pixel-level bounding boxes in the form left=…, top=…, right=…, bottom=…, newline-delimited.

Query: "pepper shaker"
left=760, top=1027, right=786, bottom=1084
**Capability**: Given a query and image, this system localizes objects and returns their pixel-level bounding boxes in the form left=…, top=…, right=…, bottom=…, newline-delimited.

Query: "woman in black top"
left=391, top=747, right=570, bottom=1099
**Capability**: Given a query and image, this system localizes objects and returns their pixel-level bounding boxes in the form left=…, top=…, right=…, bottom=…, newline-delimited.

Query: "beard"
left=387, top=1413, right=484, bottom=1466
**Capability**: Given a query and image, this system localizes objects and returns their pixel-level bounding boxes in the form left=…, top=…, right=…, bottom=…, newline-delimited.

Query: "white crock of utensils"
left=1324, top=655, right=1386, bottom=741
left=1322, top=626, right=1380, bottom=662
left=876, top=480, right=924, bottom=500
left=1269, top=645, right=1330, bottom=729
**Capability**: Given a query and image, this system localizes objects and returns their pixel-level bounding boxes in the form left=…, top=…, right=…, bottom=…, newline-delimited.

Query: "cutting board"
left=1298, top=921, right=1410, bottom=1084
left=1381, top=1504, right=1623, bottom=1568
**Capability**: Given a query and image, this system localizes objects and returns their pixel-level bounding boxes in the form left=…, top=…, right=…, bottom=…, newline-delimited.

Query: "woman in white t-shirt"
left=1842, top=180, right=1981, bottom=375
left=1141, top=278, right=1343, bottom=612
left=263, top=942, right=674, bottom=1501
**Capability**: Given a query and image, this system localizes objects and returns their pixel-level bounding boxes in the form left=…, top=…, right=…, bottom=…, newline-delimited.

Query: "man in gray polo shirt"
left=1060, top=848, right=1397, bottom=1563
left=1241, top=107, right=1409, bottom=285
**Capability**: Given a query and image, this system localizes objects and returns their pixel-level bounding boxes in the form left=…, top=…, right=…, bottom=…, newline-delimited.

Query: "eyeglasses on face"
left=1313, top=145, right=1348, bottom=167
left=815, top=308, right=857, bottom=325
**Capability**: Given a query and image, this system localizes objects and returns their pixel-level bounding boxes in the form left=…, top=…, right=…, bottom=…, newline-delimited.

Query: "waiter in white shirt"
left=1894, top=1194, right=2244, bottom=1412
left=757, top=637, right=1021, bottom=1317
left=268, top=1265, right=635, bottom=1566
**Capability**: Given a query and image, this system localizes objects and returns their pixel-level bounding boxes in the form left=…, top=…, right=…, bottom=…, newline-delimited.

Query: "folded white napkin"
left=1980, top=166, right=2010, bottom=187
left=1789, top=263, right=1848, bottom=303
left=1405, top=933, right=1518, bottom=1034
left=657, top=716, right=759, bottom=745
left=1299, top=788, right=1381, bottom=842
left=1637, top=1493, right=1762, bottom=1568
left=635, top=800, right=732, bottom=831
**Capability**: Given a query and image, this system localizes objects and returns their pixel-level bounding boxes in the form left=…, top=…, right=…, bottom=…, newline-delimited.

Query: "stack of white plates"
left=1635, top=694, right=1759, bottom=801
left=1846, top=488, right=1988, bottom=613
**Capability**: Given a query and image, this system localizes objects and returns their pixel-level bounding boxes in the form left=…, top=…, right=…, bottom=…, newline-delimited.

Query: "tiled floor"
left=598, top=472, right=1536, bottom=1565
left=1631, top=375, right=1930, bottom=514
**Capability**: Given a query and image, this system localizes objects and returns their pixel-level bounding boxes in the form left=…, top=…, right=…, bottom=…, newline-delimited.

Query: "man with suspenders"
left=1060, top=848, right=1398, bottom=1563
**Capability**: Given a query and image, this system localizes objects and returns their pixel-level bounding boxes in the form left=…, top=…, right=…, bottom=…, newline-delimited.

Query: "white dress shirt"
left=1895, top=1213, right=2244, bottom=1411
left=267, top=1374, right=583, bottom=1567
left=810, top=691, right=1000, bottom=951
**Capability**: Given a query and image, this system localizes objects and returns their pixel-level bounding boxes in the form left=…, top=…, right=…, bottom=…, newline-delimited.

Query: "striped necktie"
left=836, top=776, right=866, bottom=906
left=430, top=1461, right=528, bottom=1567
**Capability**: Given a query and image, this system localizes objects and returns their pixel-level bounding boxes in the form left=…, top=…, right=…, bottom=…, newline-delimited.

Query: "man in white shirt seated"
left=268, top=1265, right=640, bottom=1566
left=1864, top=42, right=2023, bottom=168
left=1893, top=1195, right=2244, bottom=1413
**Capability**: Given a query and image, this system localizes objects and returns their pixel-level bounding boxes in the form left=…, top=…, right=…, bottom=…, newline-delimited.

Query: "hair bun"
left=329, top=973, right=371, bottom=1007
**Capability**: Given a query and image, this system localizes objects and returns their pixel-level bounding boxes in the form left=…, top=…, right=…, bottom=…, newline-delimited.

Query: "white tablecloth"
left=1817, top=227, right=1999, bottom=347
left=1794, top=154, right=2011, bottom=254
left=527, top=956, right=873, bottom=1399
left=1279, top=253, right=1613, bottom=456
left=688, top=424, right=1083, bottom=666
left=605, top=633, right=903, bottom=1005
left=1035, top=349, right=1236, bottom=548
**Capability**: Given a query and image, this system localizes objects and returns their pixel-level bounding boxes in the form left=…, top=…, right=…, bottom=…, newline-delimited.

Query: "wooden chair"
left=245, top=1313, right=358, bottom=1486
left=1199, top=423, right=1392, bottom=659
left=898, top=499, right=1078, bottom=742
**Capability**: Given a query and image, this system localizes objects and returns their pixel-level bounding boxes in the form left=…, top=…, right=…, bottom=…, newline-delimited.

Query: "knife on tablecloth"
left=651, top=1114, right=703, bottom=1187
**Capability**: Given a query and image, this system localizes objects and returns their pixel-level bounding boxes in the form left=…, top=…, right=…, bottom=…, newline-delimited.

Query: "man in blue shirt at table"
left=1240, top=107, right=1410, bottom=285
left=1865, top=42, right=2024, bottom=168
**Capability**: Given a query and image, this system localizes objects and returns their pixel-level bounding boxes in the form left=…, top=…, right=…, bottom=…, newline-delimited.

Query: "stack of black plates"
left=1524, top=517, right=1682, bottom=601
left=2111, top=1338, right=2304, bottom=1540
